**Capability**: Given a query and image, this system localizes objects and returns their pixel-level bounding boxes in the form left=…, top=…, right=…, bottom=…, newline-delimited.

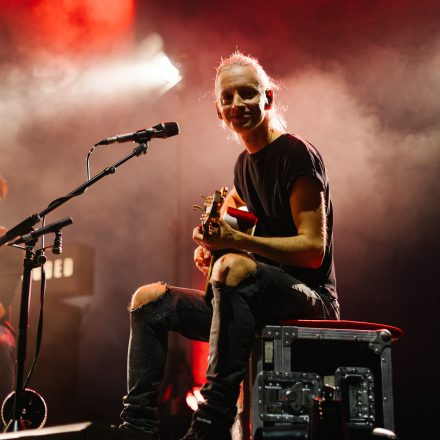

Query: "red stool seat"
left=280, top=319, right=404, bottom=341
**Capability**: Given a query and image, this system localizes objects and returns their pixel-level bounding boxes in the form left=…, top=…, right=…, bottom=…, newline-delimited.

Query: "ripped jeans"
left=120, top=262, right=340, bottom=435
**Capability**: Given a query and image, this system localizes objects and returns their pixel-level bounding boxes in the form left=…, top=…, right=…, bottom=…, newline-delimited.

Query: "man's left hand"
left=192, top=219, right=237, bottom=251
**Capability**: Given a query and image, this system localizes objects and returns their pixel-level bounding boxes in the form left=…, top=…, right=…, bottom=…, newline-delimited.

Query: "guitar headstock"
left=193, top=187, right=228, bottom=238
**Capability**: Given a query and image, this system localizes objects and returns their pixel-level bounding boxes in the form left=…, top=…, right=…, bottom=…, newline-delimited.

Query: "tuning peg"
left=192, top=205, right=204, bottom=212
left=220, top=186, right=229, bottom=197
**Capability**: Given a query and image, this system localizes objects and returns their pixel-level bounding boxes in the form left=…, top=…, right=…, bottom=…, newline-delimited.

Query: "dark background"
left=0, top=1, right=439, bottom=439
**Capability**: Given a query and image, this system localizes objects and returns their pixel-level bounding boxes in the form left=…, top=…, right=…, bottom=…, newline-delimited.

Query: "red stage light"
left=191, top=340, right=209, bottom=386
left=1, top=0, right=135, bottom=59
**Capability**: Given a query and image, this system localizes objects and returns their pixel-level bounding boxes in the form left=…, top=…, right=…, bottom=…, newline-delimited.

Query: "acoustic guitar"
left=194, top=187, right=257, bottom=300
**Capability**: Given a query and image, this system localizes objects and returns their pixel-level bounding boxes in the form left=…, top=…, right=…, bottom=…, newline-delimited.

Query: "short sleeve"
left=283, top=140, right=327, bottom=196
left=233, top=150, right=247, bottom=202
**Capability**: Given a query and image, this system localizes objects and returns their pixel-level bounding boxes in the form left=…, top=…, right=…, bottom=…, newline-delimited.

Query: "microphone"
left=95, top=122, right=179, bottom=146
left=11, top=217, right=73, bottom=245
left=0, top=214, right=40, bottom=246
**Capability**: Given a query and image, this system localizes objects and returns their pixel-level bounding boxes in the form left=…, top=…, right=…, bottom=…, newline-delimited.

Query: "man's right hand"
left=194, top=245, right=211, bottom=275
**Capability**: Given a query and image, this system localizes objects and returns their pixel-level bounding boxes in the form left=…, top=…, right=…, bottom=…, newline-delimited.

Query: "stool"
left=242, top=320, right=403, bottom=439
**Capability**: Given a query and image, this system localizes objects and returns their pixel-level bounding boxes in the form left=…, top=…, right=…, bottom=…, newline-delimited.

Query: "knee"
left=211, top=253, right=256, bottom=286
left=129, top=282, right=168, bottom=311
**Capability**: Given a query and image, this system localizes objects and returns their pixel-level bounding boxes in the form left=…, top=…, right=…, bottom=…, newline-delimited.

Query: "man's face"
left=216, top=65, right=268, bottom=134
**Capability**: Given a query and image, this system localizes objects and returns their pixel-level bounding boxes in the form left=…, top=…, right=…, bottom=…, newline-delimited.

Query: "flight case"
left=248, top=323, right=398, bottom=439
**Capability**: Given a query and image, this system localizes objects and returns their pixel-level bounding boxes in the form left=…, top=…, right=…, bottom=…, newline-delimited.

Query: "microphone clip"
left=52, top=230, right=63, bottom=255
left=133, top=142, right=149, bottom=157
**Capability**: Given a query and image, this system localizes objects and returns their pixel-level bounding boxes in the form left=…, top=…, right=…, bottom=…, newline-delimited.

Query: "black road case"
left=247, top=322, right=401, bottom=439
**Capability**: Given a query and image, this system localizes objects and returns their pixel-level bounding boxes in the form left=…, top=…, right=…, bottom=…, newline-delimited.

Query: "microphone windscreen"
left=163, top=122, right=180, bottom=138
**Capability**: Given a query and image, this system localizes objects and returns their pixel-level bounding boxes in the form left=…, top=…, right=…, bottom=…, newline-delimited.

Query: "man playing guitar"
left=119, top=52, right=339, bottom=440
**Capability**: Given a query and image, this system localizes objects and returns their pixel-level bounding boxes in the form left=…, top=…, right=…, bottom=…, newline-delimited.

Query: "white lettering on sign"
left=63, top=258, right=74, bottom=277
left=32, top=258, right=75, bottom=281
left=53, top=259, right=62, bottom=278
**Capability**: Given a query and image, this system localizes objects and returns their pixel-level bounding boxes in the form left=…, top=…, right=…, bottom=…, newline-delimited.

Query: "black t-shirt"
left=234, top=133, right=337, bottom=298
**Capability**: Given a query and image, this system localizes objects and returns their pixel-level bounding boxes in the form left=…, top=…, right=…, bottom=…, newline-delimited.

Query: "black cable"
left=23, top=236, right=46, bottom=391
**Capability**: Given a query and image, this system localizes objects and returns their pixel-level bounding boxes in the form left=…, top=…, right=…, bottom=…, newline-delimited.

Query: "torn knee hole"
left=129, top=282, right=168, bottom=311
left=212, top=254, right=256, bottom=286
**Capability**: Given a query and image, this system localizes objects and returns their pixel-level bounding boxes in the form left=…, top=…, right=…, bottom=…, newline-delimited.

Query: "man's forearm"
left=232, top=231, right=324, bottom=269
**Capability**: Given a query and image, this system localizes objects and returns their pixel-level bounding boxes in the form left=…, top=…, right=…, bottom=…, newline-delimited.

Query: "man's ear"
left=215, top=103, right=223, bottom=119
left=264, top=90, right=273, bottom=109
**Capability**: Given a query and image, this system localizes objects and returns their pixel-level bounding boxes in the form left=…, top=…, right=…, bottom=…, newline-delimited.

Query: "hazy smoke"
left=1, top=0, right=439, bottom=435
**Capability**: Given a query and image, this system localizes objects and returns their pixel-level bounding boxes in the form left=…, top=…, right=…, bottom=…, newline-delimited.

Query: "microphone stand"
left=1, top=141, right=150, bottom=432
left=9, top=237, right=51, bottom=431
left=13, top=239, right=40, bottom=432
left=39, top=142, right=149, bottom=219
left=0, top=141, right=150, bottom=247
